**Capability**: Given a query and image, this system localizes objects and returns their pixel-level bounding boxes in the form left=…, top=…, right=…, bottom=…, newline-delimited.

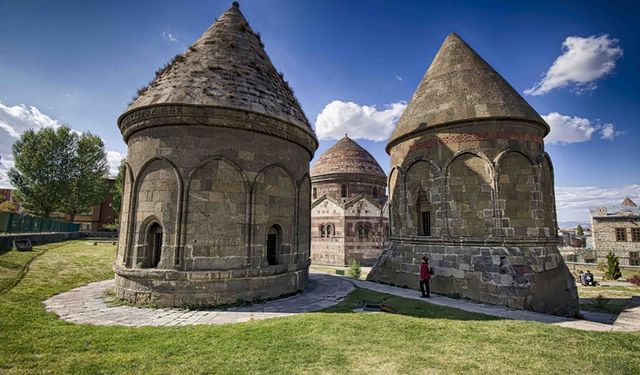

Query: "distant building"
left=310, top=136, right=389, bottom=266
left=590, top=197, right=640, bottom=266
left=51, top=178, right=117, bottom=231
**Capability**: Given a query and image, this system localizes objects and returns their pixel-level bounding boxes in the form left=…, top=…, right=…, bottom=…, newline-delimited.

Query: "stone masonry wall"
left=592, top=217, right=640, bottom=266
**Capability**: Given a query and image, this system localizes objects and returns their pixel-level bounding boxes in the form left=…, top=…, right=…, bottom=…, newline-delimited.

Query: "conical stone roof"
left=388, top=33, right=548, bottom=150
left=311, top=136, right=385, bottom=177
left=120, top=2, right=311, bottom=132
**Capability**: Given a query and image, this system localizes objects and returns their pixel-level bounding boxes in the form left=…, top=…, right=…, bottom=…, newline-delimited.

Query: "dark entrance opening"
left=420, top=211, right=431, bottom=237
left=267, top=224, right=281, bottom=265
left=146, top=222, right=163, bottom=268
left=417, top=190, right=431, bottom=237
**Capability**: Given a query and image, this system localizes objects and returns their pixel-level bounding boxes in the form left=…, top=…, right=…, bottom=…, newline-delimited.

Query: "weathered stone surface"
left=114, top=3, right=317, bottom=308
left=368, top=33, right=578, bottom=316
left=310, top=136, right=389, bottom=266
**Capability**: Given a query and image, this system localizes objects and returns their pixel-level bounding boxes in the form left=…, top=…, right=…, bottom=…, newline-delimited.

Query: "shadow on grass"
left=320, top=287, right=503, bottom=322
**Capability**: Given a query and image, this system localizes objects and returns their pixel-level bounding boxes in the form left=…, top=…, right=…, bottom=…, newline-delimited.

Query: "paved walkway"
left=348, top=278, right=640, bottom=332
left=44, top=273, right=354, bottom=327
left=44, top=272, right=640, bottom=332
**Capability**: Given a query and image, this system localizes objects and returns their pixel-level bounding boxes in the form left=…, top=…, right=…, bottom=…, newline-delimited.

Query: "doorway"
left=267, top=224, right=281, bottom=265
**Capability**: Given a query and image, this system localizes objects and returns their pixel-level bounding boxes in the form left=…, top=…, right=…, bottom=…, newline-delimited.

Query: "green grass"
left=1, top=241, right=640, bottom=374
left=577, top=283, right=640, bottom=314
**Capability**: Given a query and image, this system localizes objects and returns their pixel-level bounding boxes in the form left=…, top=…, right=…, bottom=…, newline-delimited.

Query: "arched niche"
left=404, top=160, right=438, bottom=237
left=388, top=168, right=401, bottom=236
left=184, top=157, right=248, bottom=270
left=446, top=153, right=494, bottom=237
left=540, top=155, right=557, bottom=237
left=130, top=158, right=181, bottom=268
left=117, top=162, right=134, bottom=266
left=252, top=164, right=295, bottom=267
left=497, top=151, right=536, bottom=237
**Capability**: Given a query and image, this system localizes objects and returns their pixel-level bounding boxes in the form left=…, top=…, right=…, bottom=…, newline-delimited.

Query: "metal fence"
left=0, top=212, right=80, bottom=234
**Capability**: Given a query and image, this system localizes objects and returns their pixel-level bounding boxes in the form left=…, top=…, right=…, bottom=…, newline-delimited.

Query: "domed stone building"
left=114, top=2, right=318, bottom=307
left=368, top=33, right=579, bottom=315
left=310, top=136, right=388, bottom=266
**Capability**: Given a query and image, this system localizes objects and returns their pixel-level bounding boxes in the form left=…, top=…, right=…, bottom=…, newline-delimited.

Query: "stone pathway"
left=44, top=271, right=640, bottom=332
left=44, top=273, right=354, bottom=327
left=348, top=278, right=640, bottom=332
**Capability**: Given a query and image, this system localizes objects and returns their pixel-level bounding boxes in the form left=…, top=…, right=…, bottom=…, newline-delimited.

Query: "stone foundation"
left=367, top=238, right=579, bottom=316
left=113, top=261, right=309, bottom=307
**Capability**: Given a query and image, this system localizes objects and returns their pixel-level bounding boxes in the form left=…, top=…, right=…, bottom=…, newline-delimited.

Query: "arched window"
left=358, top=224, right=364, bottom=239
left=373, top=187, right=378, bottom=197
left=326, top=223, right=333, bottom=238
left=320, top=224, right=325, bottom=238
left=267, top=224, right=281, bottom=265
left=313, top=187, right=317, bottom=200
left=341, top=184, right=347, bottom=198
left=363, top=225, right=370, bottom=239
left=144, top=222, right=163, bottom=268
left=417, top=190, right=431, bottom=237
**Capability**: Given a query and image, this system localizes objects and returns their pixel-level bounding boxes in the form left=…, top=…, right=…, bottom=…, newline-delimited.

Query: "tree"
left=576, top=225, right=584, bottom=236
left=59, top=132, right=108, bottom=221
left=604, top=251, right=622, bottom=280
left=0, top=201, right=17, bottom=213
left=9, top=127, right=74, bottom=217
left=111, top=159, right=126, bottom=224
left=9, top=125, right=108, bottom=219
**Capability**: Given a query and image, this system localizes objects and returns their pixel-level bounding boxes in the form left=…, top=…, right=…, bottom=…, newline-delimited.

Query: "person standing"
left=419, top=256, right=432, bottom=298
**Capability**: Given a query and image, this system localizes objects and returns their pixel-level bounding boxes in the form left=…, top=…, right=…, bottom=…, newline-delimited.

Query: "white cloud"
left=555, top=185, right=640, bottom=222
left=161, top=31, right=183, bottom=45
left=106, top=150, right=125, bottom=178
left=314, top=100, right=406, bottom=142
left=395, top=75, right=403, bottom=81
left=542, top=112, right=622, bottom=144
left=525, top=34, right=623, bottom=96
left=0, top=101, right=125, bottom=187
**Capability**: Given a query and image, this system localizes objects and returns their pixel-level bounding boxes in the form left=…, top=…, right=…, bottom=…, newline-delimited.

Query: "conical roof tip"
left=311, top=136, right=386, bottom=178
left=121, top=2, right=312, bottom=132
left=387, top=32, right=548, bottom=151
left=621, top=197, right=637, bottom=207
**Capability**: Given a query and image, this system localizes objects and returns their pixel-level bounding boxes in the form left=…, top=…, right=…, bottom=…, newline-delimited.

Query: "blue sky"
left=0, top=0, right=638, bottom=223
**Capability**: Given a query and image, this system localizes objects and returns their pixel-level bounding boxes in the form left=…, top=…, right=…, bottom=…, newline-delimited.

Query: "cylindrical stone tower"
left=368, top=33, right=579, bottom=316
left=114, top=2, right=318, bottom=307
left=309, top=136, right=389, bottom=266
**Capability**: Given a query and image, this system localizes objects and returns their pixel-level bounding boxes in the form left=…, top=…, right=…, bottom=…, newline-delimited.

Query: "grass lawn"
left=1, top=241, right=639, bottom=374
left=578, top=283, right=640, bottom=314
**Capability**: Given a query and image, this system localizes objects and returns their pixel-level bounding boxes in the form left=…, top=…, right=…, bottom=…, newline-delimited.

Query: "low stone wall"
left=367, top=238, right=579, bottom=316
left=113, top=261, right=311, bottom=307
left=0, top=232, right=83, bottom=252
left=565, top=262, right=640, bottom=272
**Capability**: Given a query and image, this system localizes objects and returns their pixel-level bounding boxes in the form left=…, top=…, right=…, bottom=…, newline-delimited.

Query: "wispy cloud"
left=525, top=35, right=623, bottom=96
left=555, top=185, right=640, bottom=222
left=542, top=112, right=623, bottom=144
left=161, top=31, right=185, bottom=46
left=314, top=100, right=406, bottom=142
left=395, top=75, right=403, bottom=81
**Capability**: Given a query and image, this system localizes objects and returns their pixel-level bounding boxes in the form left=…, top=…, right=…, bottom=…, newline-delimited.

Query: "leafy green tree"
left=9, top=127, right=75, bottom=217
left=9, top=125, right=108, bottom=220
left=576, top=225, right=584, bottom=236
left=604, top=251, right=622, bottom=280
left=111, top=159, right=126, bottom=224
left=59, top=132, right=108, bottom=221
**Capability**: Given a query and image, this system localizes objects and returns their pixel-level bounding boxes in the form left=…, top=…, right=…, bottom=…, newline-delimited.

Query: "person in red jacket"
left=419, top=256, right=431, bottom=298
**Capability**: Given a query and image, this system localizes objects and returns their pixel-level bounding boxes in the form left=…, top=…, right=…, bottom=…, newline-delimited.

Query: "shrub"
left=596, top=260, right=606, bottom=272
left=604, top=252, right=622, bottom=280
left=347, top=259, right=361, bottom=279
left=591, top=294, right=610, bottom=309
left=626, top=275, right=640, bottom=285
